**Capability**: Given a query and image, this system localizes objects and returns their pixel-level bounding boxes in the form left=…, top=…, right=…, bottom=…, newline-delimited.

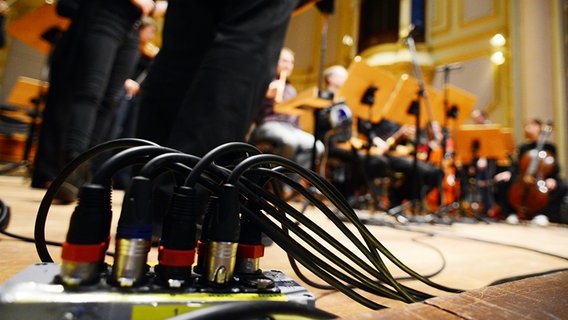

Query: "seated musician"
left=357, top=118, right=445, bottom=209
left=316, top=65, right=444, bottom=211
left=324, top=115, right=444, bottom=209
left=493, top=118, right=567, bottom=225
left=249, top=47, right=324, bottom=169
left=461, top=109, right=497, bottom=216
left=320, top=65, right=349, bottom=100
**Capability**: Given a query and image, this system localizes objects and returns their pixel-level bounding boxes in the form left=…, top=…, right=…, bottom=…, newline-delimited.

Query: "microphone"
left=436, top=62, right=463, bottom=72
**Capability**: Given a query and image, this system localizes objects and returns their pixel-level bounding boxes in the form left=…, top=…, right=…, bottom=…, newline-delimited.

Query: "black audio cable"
left=193, top=195, right=217, bottom=276
left=154, top=184, right=199, bottom=288
left=240, top=172, right=424, bottom=303
left=134, top=152, right=204, bottom=287
left=137, top=152, right=200, bottom=178
left=203, top=183, right=240, bottom=284
left=59, top=183, right=112, bottom=286
left=235, top=200, right=266, bottom=274
left=183, top=141, right=261, bottom=188
left=110, top=174, right=154, bottom=287
left=31, top=139, right=568, bottom=313
left=229, top=154, right=464, bottom=306
left=231, top=157, right=410, bottom=280
left=35, top=138, right=158, bottom=263
left=230, top=157, right=408, bottom=307
left=239, top=203, right=391, bottom=309
left=242, top=168, right=448, bottom=301
left=92, top=145, right=180, bottom=186
left=270, top=165, right=461, bottom=298
left=180, top=142, right=260, bottom=285
left=58, top=145, right=180, bottom=286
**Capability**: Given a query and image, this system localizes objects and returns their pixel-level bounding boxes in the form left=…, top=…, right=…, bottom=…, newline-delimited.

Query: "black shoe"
left=52, top=164, right=90, bottom=205
left=31, top=179, right=52, bottom=189
left=53, top=181, right=78, bottom=205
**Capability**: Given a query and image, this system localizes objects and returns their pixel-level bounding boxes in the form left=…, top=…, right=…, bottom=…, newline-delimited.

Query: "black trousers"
left=136, top=0, right=298, bottom=156
left=33, top=2, right=140, bottom=186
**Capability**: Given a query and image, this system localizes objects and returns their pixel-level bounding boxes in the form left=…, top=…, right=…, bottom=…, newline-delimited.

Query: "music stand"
left=6, top=3, right=69, bottom=55
left=335, top=59, right=398, bottom=124
left=0, top=77, right=48, bottom=173
left=274, top=86, right=333, bottom=133
left=382, top=74, right=442, bottom=128
left=7, top=76, right=48, bottom=110
left=454, top=124, right=511, bottom=164
left=432, top=85, right=477, bottom=127
left=453, top=124, right=513, bottom=220
left=499, top=127, right=516, bottom=160
left=1, top=3, right=64, bottom=174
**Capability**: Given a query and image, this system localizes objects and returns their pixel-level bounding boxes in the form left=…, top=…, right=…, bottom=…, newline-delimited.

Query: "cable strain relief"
left=208, top=184, right=240, bottom=242
left=118, top=176, right=153, bottom=227
left=77, top=183, right=112, bottom=209
left=66, top=184, right=113, bottom=244
left=161, top=186, right=199, bottom=250
left=239, top=215, right=263, bottom=245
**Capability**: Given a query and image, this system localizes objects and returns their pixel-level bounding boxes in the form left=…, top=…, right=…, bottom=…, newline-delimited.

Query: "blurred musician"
left=320, top=65, right=348, bottom=100
left=461, top=109, right=496, bottom=217
left=357, top=118, right=444, bottom=209
left=249, top=47, right=324, bottom=169
left=319, top=64, right=443, bottom=210
left=493, top=118, right=567, bottom=225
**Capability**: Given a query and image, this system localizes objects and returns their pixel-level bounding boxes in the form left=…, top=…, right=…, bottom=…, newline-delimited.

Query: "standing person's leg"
left=165, top=0, right=299, bottom=156
left=136, top=1, right=217, bottom=147
left=64, top=20, right=129, bottom=162
left=31, top=35, right=75, bottom=188
left=135, top=1, right=224, bottom=239
left=90, top=27, right=139, bottom=150
left=31, top=75, right=69, bottom=188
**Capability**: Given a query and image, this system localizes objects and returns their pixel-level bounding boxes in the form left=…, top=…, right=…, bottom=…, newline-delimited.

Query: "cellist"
left=492, top=118, right=567, bottom=225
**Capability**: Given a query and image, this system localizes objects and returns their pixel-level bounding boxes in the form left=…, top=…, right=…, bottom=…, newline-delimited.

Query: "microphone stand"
left=299, top=1, right=334, bottom=215
left=387, top=26, right=440, bottom=223
left=437, top=64, right=462, bottom=219
left=310, top=2, right=333, bottom=172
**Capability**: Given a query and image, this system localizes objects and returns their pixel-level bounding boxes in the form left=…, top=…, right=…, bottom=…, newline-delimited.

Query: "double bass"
left=508, top=122, right=555, bottom=220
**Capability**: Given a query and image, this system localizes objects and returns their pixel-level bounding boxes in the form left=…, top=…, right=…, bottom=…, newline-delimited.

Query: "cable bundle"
left=34, top=138, right=462, bottom=311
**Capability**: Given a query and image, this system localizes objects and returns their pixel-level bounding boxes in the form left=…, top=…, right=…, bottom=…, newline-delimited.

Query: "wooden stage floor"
left=0, top=172, right=567, bottom=319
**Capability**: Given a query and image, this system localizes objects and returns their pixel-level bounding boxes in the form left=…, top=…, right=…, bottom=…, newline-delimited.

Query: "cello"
left=507, top=122, right=555, bottom=220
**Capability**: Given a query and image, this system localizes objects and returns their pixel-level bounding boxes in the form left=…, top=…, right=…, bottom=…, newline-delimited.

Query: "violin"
left=425, top=127, right=461, bottom=213
left=508, top=122, right=555, bottom=219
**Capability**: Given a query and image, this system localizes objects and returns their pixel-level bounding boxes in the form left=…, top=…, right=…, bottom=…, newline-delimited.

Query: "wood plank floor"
left=0, top=171, right=567, bottom=319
